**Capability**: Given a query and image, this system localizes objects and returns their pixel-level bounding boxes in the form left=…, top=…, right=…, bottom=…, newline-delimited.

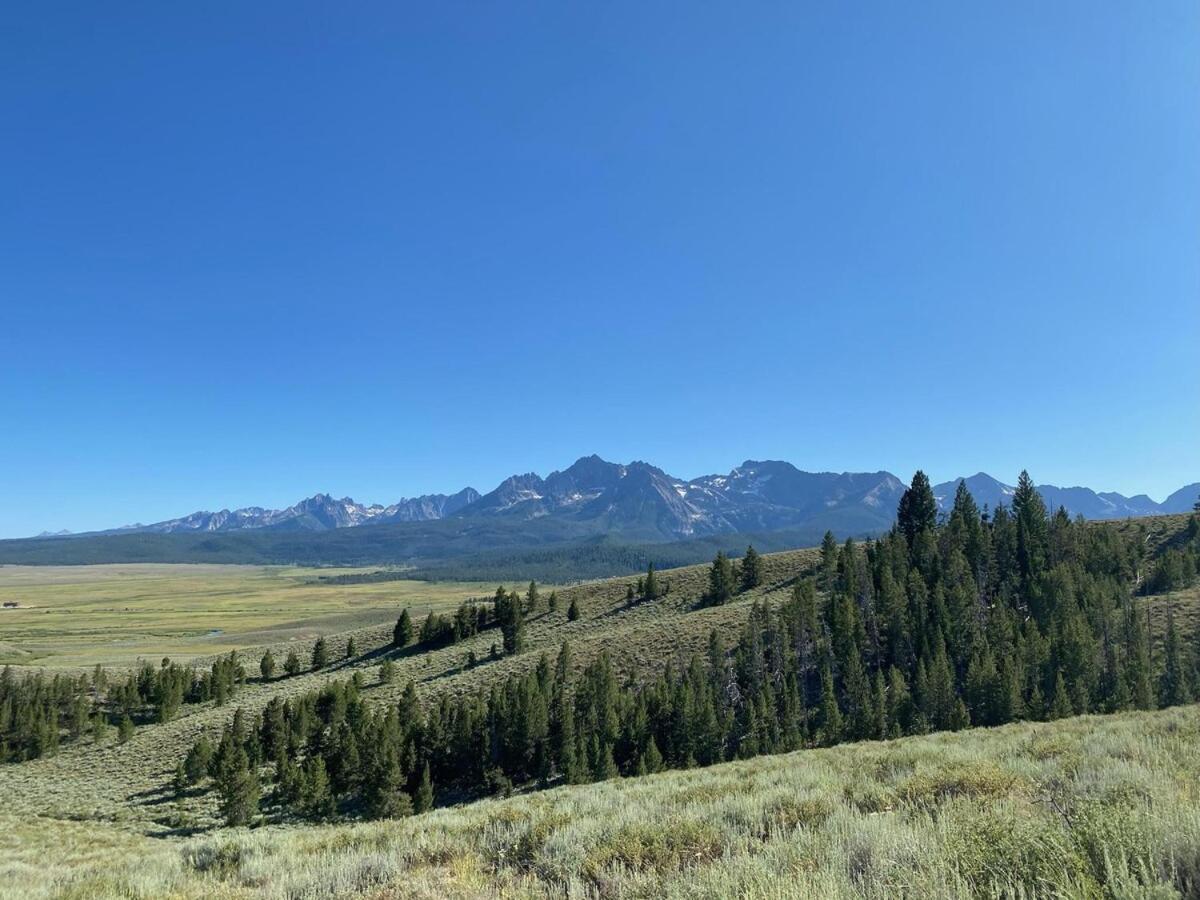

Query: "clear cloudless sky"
left=2, top=2, right=1197, bottom=538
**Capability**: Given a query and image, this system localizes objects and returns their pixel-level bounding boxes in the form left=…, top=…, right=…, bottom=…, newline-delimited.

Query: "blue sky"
left=2, top=3, right=1197, bottom=538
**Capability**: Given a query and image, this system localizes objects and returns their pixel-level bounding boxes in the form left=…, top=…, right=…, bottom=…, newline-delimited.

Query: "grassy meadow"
left=2, top=704, right=1199, bottom=899
left=0, top=564, right=498, bottom=668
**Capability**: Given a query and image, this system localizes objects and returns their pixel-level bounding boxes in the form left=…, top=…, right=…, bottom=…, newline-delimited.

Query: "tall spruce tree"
left=497, top=587, right=525, bottom=655
left=897, top=470, right=938, bottom=548
left=643, top=563, right=661, bottom=600
left=1159, top=609, right=1193, bottom=707
left=707, top=552, right=737, bottom=606
left=394, top=609, right=414, bottom=647
left=740, top=545, right=762, bottom=592
left=311, top=637, right=329, bottom=671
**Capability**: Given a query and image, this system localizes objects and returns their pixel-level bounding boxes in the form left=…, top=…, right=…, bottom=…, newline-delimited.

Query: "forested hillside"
left=171, top=471, right=1200, bottom=827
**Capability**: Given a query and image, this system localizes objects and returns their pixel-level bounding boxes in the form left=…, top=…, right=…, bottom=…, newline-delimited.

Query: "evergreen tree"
left=118, top=715, right=134, bottom=744
left=414, top=762, right=434, bottom=813
left=496, top=587, right=525, bottom=655
left=706, top=551, right=737, bottom=606
left=642, top=736, right=664, bottom=774
left=345, top=637, right=356, bottom=659
left=819, top=531, right=839, bottom=590
left=897, top=470, right=938, bottom=548
left=379, top=658, right=396, bottom=684
left=215, top=738, right=259, bottom=827
left=548, top=591, right=559, bottom=613
left=173, top=762, right=188, bottom=798
left=643, top=563, right=661, bottom=600
left=567, top=596, right=580, bottom=622
left=311, top=637, right=329, bottom=671
left=817, top=664, right=842, bottom=745
left=184, top=735, right=214, bottom=783
left=1159, top=609, right=1193, bottom=708
left=394, top=609, right=414, bottom=647
left=886, top=666, right=913, bottom=737
left=1013, top=470, right=1049, bottom=591
left=525, top=581, right=540, bottom=614
left=301, top=756, right=335, bottom=820
left=284, top=649, right=302, bottom=677
left=259, top=650, right=276, bottom=681
left=740, top=545, right=762, bottom=592
left=842, top=653, right=875, bottom=740
left=1049, top=672, right=1073, bottom=720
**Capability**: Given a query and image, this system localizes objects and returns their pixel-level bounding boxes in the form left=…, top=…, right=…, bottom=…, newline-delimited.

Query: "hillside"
left=5, top=705, right=1199, bottom=899
left=2, top=494, right=1198, bottom=899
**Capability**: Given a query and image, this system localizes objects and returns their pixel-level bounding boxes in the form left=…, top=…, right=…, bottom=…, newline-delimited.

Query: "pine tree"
left=526, top=581, right=540, bottom=614
left=642, top=736, right=664, bottom=774
left=259, top=650, right=275, bottom=681
left=842, top=653, right=875, bottom=740
left=1049, top=672, right=1073, bottom=720
left=886, top=666, right=913, bottom=737
left=345, top=637, right=356, bottom=659
left=567, top=596, right=580, bottom=622
left=548, top=591, right=559, bottom=613
left=380, top=658, right=396, bottom=684
left=740, top=545, right=762, bottom=592
left=184, top=736, right=213, bottom=783
left=706, top=552, right=737, bottom=606
left=215, top=740, right=259, bottom=827
left=301, top=756, right=335, bottom=820
left=91, top=712, right=107, bottom=745
left=643, top=564, right=660, bottom=600
left=817, top=664, right=842, bottom=746
left=820, top=531, right=839, bottom=590
left=1159, top=609, right=1193, bottom=708
left=1013, top=470, right=1049, bottom=591
left=284, top=649, right=302, bottom=677
left=897, top=471, right=938, bottom=548
left=171, top=762, right=188, bottom=799
left=365, top=749, right=413, bottom=819
left=311, top=637, right=329, bottom=671
left=394, top=609, right=414, bottom=647
left=414, top=762, right=434, bottom=813
left=497, top=588, right=525, bottom=655
left=118, top=714, right=134, bottom=744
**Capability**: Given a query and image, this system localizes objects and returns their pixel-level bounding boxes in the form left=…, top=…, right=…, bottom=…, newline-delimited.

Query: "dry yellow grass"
left=0, top=564, right=498, bottom=668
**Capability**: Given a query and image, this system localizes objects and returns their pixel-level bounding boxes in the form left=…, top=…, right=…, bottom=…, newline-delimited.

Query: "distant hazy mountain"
left=105, top=488, right=480, bottom=535
left=1162, top=483, right=1200, bottom=514
left=932, top=473, right=1186, bottom=520
left=44, top=457, right=1195, bottom=542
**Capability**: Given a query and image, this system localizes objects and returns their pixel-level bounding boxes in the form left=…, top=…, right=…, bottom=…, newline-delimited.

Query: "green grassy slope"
left=0, top=547, right=821, bottom=829
left=4, top=704, right=1199, bottom=899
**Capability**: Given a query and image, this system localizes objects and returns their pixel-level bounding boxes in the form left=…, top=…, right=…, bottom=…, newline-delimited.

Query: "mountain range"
left=103, top=488, right=481, bottom=535
left=52, top=456, right=1199, bottom=541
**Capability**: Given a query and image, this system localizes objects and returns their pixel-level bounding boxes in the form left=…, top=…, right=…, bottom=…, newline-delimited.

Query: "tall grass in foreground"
left=3, top=704, right=1199, bottom=899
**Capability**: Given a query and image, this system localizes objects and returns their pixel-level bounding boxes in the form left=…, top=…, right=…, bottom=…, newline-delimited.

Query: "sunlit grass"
left=0, top=564, right=498, bottom=668
left=3, top=704, right=1198, bottom=899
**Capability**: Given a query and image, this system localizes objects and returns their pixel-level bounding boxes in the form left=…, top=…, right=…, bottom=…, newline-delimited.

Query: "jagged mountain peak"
left=61, top=457, right=1196, bottom=541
